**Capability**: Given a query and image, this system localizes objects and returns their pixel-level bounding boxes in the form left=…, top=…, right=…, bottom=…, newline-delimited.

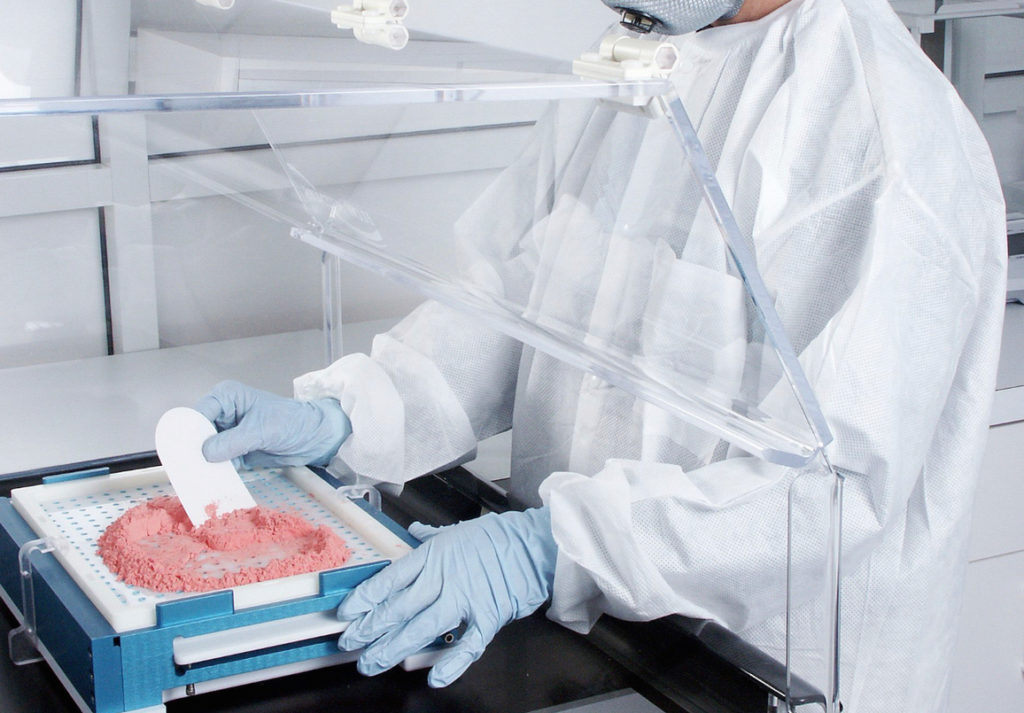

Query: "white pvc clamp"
left=573, top=35, right=679, bottom=81
left=332, top=0, right=410, bottom=51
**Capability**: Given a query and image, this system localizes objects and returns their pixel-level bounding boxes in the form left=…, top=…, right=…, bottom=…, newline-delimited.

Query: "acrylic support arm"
left=8, top=537, right=55, bottom=666
left=573, top=36, right=679, bottom=81
left=332, top=0, right=410, bottom=51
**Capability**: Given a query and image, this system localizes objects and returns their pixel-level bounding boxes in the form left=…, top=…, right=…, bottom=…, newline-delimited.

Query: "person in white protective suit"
left=195, top=0, right=1007, bottom=710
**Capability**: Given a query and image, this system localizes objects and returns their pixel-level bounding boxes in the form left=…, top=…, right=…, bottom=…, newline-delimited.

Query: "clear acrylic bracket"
left=322, top=251, right=345, bottom=365
left=656, top=90, right=833, bottom=454
left=336, top=484, right=382, bottom=511
left=656, top=89, right=842, bottom=711
left=9, top=537, right=55, bottom=666
left=786, top=462, right=844, bottom=713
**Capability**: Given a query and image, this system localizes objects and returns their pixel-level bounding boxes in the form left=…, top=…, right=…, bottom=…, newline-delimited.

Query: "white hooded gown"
left=295, top=1, right=1007, bottom=709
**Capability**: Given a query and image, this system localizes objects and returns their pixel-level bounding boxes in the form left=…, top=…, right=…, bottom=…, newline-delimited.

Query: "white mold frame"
left=9, top=465, right=412, bottom=633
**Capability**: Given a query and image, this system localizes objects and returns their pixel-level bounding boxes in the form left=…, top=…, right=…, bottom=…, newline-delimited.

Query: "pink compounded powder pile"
left=97, top=496, right=352, bottom=593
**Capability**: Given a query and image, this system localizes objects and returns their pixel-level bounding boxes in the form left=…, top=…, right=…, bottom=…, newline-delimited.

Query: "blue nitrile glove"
left=195, top=380, right=351, bottom=468
left=337, top=506, right=557, bottom=688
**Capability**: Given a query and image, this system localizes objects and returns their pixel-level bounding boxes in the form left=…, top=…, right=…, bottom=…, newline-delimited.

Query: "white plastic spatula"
left=155, top=407, right=257, bottom=527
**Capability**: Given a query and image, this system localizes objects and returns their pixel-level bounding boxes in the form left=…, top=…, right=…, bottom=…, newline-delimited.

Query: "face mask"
left=600, top=0, right=745, bottom=35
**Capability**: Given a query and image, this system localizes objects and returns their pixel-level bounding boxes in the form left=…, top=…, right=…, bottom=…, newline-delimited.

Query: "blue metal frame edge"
left=120, top=593, right=353, bottom=709
left=350, top=497, right=421, bottom=548
left=156, top=590, right=234, bottom=627
left=319, top=560, right=389, bottom=595
left=307, top=466, right=419, bottom=548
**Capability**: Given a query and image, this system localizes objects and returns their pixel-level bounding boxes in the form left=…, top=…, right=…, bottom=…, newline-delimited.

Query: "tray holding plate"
left=10, top=465, right=411, bottom=633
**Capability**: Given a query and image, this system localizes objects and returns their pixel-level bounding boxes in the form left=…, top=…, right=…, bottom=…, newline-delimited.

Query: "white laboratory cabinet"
left=951, top=303, right=1024, bottom=712
left=897, top=5, right=1024, bottom=711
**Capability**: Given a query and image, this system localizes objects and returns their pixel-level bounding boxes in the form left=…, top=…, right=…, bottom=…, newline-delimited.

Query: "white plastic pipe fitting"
left=194, top=0, right=235, bottom=9
left=599, top=36, right=679, bottom=74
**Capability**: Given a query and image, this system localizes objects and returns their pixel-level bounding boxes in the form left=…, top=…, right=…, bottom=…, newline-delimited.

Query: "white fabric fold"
left=294, top=344, right=478, bottom=484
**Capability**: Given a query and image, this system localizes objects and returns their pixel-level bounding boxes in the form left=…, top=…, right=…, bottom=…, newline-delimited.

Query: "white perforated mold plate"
left=11, top=466, right=412, bottom=633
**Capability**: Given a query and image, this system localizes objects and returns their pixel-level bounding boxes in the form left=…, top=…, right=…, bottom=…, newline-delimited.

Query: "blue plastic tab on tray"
left=42, top=467, right=110, bottom=484
left=156, top=590, right=234, bottom=627
left=319, top=561, right=390, bottom=596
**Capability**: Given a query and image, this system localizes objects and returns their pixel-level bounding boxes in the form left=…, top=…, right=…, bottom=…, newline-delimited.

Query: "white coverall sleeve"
left=293, top=304, right=523, bottom=485
left=293, top=104, right=587, bottom=485
left=538, top=161, right=1006, bottom=635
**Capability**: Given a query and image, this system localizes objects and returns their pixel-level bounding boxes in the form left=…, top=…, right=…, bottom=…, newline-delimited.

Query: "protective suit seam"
left=757, top=164, right=884, bottom=247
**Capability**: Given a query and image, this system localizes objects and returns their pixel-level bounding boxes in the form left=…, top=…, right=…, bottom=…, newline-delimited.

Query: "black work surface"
left=0, top=603, right=641, bottom=713
left=0, top=468, right=768, bottom=713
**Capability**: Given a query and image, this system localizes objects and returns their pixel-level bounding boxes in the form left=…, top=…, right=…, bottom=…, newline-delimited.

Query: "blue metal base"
left=0, top=489, right=414, bottom=713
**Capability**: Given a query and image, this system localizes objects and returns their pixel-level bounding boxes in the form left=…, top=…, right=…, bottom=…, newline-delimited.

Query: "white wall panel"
left=147, top=125, right=529, bottom=203
left=0, top=164, right=112, bottom=218
left=0, top=209, right=108, bottom=367
left=136, top=30, right=548, bottom=162
left=950, top=17, right=1024, bottom=189
left=986, top=112, right=1024, bottom=192
left=969, top=421, right=1024, bottom=561
left=949, top=551, right=1024, bottom=713
left=979, top=17, right=1024, bottom=188
left=979, top=16, right=1024, bottom=73
left=128, top=0, right=613, bottom=62
left=0, top=3, right=95, bottom=168
left=0, top=0, right=77, bottom=99
left=149, top=165, right=498, bottom=347
left=401, top=0, right=615, bottom=60
left=0, top=116, right=96, bottom=168
left=150, top=192, right=322, bottom=347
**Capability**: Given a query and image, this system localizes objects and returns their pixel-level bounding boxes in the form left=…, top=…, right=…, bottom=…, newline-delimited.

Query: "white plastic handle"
left=599, top=36, right=679, bottom=73
left=174, top=611, right=348, bottom=665
left=359, top=0, right=408, bottom=20
left=355, top=23, right=409, bottom=50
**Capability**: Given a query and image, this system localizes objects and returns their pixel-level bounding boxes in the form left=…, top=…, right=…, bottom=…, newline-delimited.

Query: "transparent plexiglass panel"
left=0, top=1, right=642, bottom=476
left=0, top=2, right=842, bottom=710
left=250, top=89, right=840, bottom=712
left=241, top=93, right=833, bottom=467
left=96, top=87, right=832, bottom=465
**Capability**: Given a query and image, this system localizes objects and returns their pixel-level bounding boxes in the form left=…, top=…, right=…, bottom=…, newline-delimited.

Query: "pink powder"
left=97, top=496, right=352, bottom=593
